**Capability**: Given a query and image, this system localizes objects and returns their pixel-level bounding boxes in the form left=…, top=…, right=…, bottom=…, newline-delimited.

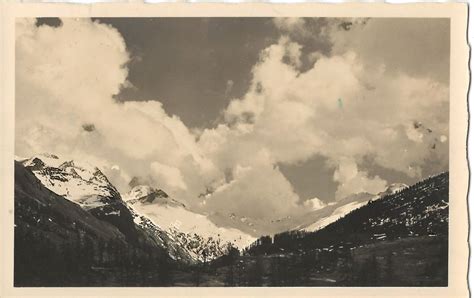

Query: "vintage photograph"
left=14, top=17, right=450, bottom=287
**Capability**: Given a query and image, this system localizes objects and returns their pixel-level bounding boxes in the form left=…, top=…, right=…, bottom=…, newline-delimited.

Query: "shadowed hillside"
left=207, top=172, right=449, bottom=286
left=14, top=161, right=174, bottom=286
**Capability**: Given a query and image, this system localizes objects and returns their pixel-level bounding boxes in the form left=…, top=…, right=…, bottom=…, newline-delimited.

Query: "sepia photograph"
left=5, top=7, right=467, bottom=292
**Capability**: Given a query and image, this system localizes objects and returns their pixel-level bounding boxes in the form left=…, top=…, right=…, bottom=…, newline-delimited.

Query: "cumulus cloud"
left=150, top=161, right=187, bottom=190
left=273, top=18, right=307, bottom=35
left=205, top=156, right=302, bottom=219
left=198, top=18, right=448, bottom=210
left=333, top=158, right=387, bottom=200
left=15, top=17, right=449, bottom=225
left=15, top=18, right=215, bottom=201
left=303, top=197, right=327, bottom=211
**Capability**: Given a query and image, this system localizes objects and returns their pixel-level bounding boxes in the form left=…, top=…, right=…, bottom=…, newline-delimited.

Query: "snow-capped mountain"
left=18, top=153, right=254, bottom=263
left=124, top=185, right=256, bottom=262
left=16, top=154, right=198, bottom=262
left=297, top=183, right=409, bottom=233
left=14, top=159, right=126, bottom=242
left=245, top=172, right=449, bottom=256
left=15, top=153, right=414, bottom=264
left=14, top=160, right=181, bottom=286
left=19, top=154, right=120, bottom=209
left=126, top=185, right=185, bottom=207
left=203, top=183, right=410, bottom=238
left=19, top=154, right=148, bottom=244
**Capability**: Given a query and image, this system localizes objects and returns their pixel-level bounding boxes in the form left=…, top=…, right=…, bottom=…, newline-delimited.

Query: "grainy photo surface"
left=14, top=17, right=450, bottom=287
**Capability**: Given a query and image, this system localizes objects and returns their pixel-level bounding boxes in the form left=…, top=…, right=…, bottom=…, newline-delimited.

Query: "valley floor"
left=15, top=235, right=448, bottom=287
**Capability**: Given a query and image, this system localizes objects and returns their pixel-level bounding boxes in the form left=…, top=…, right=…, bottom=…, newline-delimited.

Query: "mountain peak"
left=20, top=154, right=120, bottom=205
left=125, top=185, right=185, bottom=208
left=19, top=153, right=62, bottom=168
left=23, top=157, right=46, bottom=171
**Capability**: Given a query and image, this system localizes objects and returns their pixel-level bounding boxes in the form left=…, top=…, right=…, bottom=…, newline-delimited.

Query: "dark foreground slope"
left=201, top=172, right=449, bottom=286
left=247, top=172, right=448, bottom=254
left=14, top=162, right=174, bottom=286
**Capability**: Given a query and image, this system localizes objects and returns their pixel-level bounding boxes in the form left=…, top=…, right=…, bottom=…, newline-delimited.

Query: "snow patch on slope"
left=124, top=185, right=256, bottom=261
left=304, top=201, right=367, bottom=232
left=300, top=183, right=409, bottom=233
left=18, top=154, right=120, bottom=209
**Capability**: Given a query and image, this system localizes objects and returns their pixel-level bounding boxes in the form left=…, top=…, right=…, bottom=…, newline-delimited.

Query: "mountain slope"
left=205, top=183, right=409, bottom=238
left=21, top=155, right=120, bottom=207
left=124, top=185, right=256, bottom=262
left=225, top=173, right=448, bottom=286
left=14, top=161, right=174, bottom=286
left=297, top=183, right=408, bottom=233
left=19, top=154, right=140, bottom=241
left=245, top=172, right=448, bottom=254
left=18, top=154, right=252, bottom=264
left=15, top=160, right=125, bottom=242
left=17, top=154, right=197, bottom=263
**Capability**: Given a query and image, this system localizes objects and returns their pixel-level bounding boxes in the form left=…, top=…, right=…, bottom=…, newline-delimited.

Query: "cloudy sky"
left=16, top=17, right=449, bottom=223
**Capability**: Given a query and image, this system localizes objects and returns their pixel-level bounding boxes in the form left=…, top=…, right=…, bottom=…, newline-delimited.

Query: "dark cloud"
left=36, top=18, right=62, bottom=28
left=273, top=18, right=333, bottom=73
left=81, top=123, right=96, bottom=132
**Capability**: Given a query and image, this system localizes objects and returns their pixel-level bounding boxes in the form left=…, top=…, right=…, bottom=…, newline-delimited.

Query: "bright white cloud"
left=333, top=158, right=387, bottom=200
left=150, top=161, right=187, bottom=190
left=198, top=19, right=449, bottom=210
left=15, top=19, right=216, bottom=203
left=204, top=154, right=302, bottom=219
left=303, top=197, right=326, bottom=211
